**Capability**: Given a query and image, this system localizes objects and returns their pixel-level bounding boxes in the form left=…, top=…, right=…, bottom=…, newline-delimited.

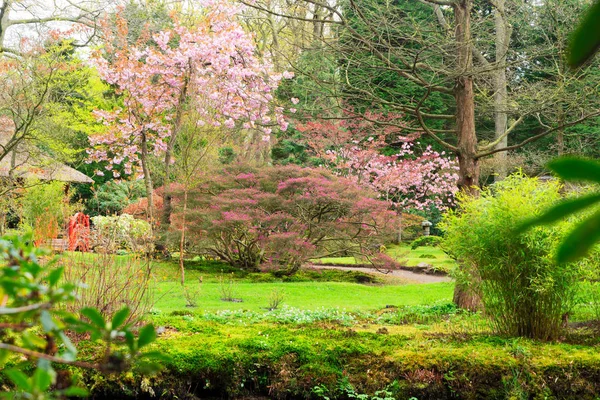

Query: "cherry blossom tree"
left=87, top=1, right=291, bottom=223
left=296, top=113, right=459, bottom=213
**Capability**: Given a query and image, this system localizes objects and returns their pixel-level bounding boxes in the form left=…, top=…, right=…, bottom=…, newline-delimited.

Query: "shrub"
left=60, top=252, right=154, bottom=324
left=440, top=174, right=596, bottom=340
left=0, top=234, right=160, bottom=397
left=173, top=165, right=399, bottom=274
left=411, top=235, right=442, bottom=250
left=20, top=180, right=78, bottom=245
left=90, top=213, right=153, bottom=253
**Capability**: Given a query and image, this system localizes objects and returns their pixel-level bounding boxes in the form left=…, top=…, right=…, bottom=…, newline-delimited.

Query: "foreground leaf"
left=5, top=370, right=31, bottom=391
left=518, top=193, right=600, bottom=232
left=137, top=325, right=156, bottom=349
left=568, top=0, right=600, bottom=67
left=548, top=157, right=600, bottom=183
left=557, top=210, right=600, bottom=264
left=111, top=307, right=130, bottom=330
left=81, top=308, right=106, bottom=329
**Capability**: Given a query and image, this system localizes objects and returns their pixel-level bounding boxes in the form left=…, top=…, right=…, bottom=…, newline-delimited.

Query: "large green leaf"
left=46, top=266, right=64, bottom=287
left=518, top=193, right=600, bottom=232
left=5, top=370, right=31, bottom=391
left=548, top=157, right=600, bottom=183
left=81, top=307, right=106, bottom=329
left=111, top=307, right=130, bottom=330
left=568, top=0, right=600, bottom=67
left=557, top=210, right=600, bottom=264
left=137, top=324, right=156, bottom=349
left=32, top=368, right=53, bottom=392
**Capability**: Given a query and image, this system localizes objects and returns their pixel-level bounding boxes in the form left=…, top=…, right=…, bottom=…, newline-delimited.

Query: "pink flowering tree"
left=87, top=1, right=291, bottom=223
left=172, top=165, right=400, bottom=275
left=296, top=112, right=460, bottom=213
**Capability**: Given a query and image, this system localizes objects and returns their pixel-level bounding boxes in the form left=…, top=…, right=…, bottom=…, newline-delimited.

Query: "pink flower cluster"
left=297, top=112, right=459, bottom=211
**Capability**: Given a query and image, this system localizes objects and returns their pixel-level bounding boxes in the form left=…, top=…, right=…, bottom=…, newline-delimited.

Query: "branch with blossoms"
left=296, top=111, right=459, bottom=212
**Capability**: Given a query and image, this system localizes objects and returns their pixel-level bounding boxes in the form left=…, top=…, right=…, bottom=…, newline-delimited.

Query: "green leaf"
left=46, top=266, right=64, bottom=287
left=58, top=331, right=77, bottom=357
left=32, top=368, right=53, bottom=392
left=5, top=369, right=31, bottom=391
left=81, top=307, right=106, bottom=329
left=125, top=331, right=136, bottom=352
left=62, top=386, right=89, bottom=397
left=517, top=193, right=600, bottom=232
left=137, top=324, right=156, bottom=349
left=40, top=310, right=57, bottom=332
left=568, top=0, right=600, bottom=67
left=111, top=307, right=130, bottom=330
left=22, top=331, right=47, bottom=350
left=557, top=209, right=600, bottom=264
left=548, top=157, right=600, bottom=184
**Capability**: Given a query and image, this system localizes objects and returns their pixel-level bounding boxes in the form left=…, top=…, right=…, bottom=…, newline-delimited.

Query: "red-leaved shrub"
left=172, top=165, right=399, bottom=274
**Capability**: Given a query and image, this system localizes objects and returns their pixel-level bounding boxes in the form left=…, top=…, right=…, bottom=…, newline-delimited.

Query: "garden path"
left=309, top=265, right=452, bottom=283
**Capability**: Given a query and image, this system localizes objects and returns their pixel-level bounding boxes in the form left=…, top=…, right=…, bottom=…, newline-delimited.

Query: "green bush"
left=440, top=174, right=596, bottom=340
left=411, top=235, right=442, bottom=250
left=20, top=180, right=79, bottom=243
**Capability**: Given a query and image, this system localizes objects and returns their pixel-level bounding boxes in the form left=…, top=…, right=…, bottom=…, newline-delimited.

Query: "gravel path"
left=309, top=264, right=452, bottom=284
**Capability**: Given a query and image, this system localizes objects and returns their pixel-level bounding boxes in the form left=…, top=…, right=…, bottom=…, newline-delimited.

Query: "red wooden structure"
left=68, top=212, right=90, bottom=252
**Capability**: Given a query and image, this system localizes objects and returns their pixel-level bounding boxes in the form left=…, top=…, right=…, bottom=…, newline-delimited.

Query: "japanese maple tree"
left=172, top=165, right=400, bottom=275
left=87, top=1, right=291, bottom=223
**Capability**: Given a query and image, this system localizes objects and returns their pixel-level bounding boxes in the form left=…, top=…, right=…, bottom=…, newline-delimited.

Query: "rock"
left=417, top=262, right=434, bottom=269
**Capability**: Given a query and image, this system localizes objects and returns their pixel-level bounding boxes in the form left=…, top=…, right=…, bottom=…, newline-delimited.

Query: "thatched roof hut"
left=0, top=118, right=93, bottom=184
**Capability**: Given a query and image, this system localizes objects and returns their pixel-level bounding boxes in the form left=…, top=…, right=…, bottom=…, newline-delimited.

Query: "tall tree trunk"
left=493, top=0, right=509, bottom=181
left=140, top=131, right=154, bottom=227
left=313, top=5, right=324, bottom=41
left=453, top=0, right=482, bottom=311
left=454, top=0, right=480, bottom=194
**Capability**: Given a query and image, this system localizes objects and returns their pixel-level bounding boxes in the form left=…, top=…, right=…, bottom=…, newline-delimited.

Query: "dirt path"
left=309, top=264, right=452, bottom=284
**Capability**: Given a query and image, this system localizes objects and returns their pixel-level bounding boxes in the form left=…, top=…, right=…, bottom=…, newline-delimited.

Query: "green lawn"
left=152, top=280, right=455, bottom=313
left=314, top=244, right=457, bottom=273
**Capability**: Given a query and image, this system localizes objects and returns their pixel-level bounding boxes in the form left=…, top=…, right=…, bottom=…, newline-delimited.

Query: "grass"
left=314, top=244, right=457, bottom=274
left=153, top=280, right=455, bottom=313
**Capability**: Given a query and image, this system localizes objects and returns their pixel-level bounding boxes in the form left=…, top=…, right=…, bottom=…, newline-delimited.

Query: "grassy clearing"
left=153, top=280, right=455, bottom=313
left=314, top=244, right=457, bottom=274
